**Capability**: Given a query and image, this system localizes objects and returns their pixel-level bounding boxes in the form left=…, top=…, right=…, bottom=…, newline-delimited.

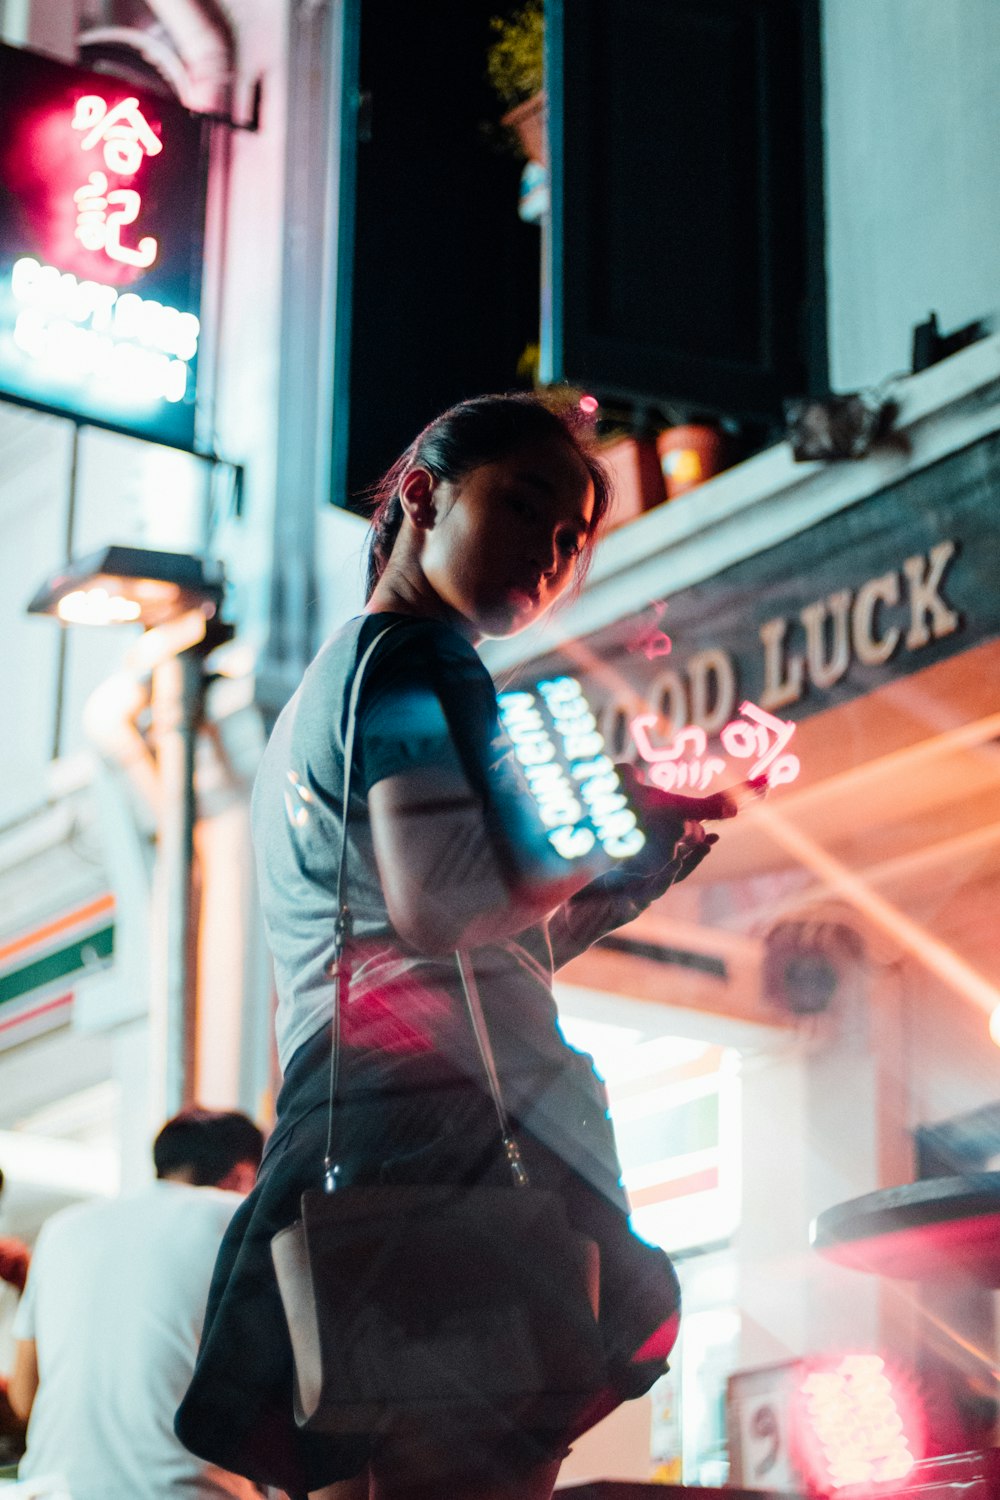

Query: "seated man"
left=9, top=1107, right=264, bottom=1500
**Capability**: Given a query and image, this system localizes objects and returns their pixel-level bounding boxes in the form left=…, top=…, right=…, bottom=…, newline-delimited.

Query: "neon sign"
left=74, top=172, right=157, bottom=268
left=12, top=257, right=198, bottom=406
left=70, top=95, right=162, bottom=269
left=499, top=676, right=647, bottom=862
left=631, top=700, right=801, bottom=791
left=0, top=43, right=206, bottom=447
left=71, top=95, right=163, bottom=173
left=628, top=599, right=673, bottom=661
left=793, top=1355, right=920, bottom=1491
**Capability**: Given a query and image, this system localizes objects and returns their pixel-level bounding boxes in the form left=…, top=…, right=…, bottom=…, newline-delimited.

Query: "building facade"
left=0, top=0, right=998, bottom=1486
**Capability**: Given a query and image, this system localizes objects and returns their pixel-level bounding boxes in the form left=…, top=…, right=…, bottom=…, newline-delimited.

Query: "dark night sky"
left=342, top=1, right=541, bottom=506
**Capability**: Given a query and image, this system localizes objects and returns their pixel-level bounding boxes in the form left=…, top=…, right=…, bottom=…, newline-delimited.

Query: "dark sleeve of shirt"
left=354, top=618, right=567, bottom=887
left=356, top=620, right=497, bottom=794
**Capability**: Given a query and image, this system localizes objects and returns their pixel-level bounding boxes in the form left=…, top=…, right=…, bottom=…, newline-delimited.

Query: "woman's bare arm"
left=369, top=762, right=738, bottom=957
left=369, top=763, right=596, bottom=954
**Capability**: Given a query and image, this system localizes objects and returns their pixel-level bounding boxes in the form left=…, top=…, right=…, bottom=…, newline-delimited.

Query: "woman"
left=176, top=394, right=737, bottom=1500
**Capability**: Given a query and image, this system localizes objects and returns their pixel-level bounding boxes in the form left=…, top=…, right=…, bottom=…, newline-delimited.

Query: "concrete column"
left=2, top=0, right=78, bottom=59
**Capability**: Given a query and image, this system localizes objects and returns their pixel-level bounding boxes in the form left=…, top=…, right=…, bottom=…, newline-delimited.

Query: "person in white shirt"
left=8, top=1107, right=264, bottom=1500
left=0, top=1165, right=31, bottom=1468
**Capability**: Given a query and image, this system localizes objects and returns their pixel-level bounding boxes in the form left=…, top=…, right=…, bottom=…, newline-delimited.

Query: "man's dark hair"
left=153, top=1107, right=264, bottom=1187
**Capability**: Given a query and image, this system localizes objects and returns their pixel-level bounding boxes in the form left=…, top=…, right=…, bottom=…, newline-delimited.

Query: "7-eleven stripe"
left=0, top=892, right=116, bottom=971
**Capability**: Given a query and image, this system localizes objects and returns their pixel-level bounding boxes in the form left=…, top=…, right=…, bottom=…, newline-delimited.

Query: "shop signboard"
left=510, top=432, right=1000, bottom=777
left=0, top=42, right=207, bottom=449
left=0, top=891, right=115, bottom=1051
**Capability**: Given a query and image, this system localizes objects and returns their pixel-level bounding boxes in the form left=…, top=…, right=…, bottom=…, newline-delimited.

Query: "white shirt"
left=13, top=1180, right=258, bottom=1500
left=0, top=1276, right=20, bottom=1373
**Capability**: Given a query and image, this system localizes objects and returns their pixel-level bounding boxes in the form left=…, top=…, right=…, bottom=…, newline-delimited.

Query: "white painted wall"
left=0, top=407, right=73, bottom=824
left=823, top=0, right=1000, bottom=391
left=0, top=0, right=373, bottom=1159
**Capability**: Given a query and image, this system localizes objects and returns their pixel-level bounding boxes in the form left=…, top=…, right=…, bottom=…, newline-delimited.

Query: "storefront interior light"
left=27, top=545, right=225, bottom=631
left=748, top=799, right=1000, bottom=1029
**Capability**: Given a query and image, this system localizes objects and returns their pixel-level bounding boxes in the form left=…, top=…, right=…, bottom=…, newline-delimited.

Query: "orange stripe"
left=610, top=1047, right=725, bottom=1101
left=0, top=991, right=73, bottom=1035
left=628, top=1165, right=719, bottom=1209
left=0, top=893, right=115, bottom=968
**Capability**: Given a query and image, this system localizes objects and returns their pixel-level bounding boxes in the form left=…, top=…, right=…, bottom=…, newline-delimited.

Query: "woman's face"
left=416, top=438, right=596, bottom=640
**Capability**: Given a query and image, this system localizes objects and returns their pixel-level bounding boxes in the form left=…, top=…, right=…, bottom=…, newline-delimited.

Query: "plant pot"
left=501, top=91, right=546, bottom=165
left=599, top=436, right=667, bottom=528
left=656, top=424, right=729, bottom=499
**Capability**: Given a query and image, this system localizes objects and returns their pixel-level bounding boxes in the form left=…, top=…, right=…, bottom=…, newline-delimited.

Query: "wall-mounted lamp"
left=27, top=545, right=228, bottom=1118
left=27, top=544, right=224, bottom=630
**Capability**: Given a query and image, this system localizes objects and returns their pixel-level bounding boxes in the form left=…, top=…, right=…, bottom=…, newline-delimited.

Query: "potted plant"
left=488, top=0, right=545, bottom=163
left=656, top=422, right=731, bottom=499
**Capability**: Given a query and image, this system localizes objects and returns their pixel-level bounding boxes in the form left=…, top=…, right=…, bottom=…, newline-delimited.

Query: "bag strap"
left=322, top=621, right=401, bottom=1192
left=321, top=619, right=530, bottom=1194
left=454, top=950, right=530, bottom=1188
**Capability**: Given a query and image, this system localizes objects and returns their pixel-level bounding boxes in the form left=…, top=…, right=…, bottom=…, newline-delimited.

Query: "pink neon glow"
left=629, top=600, right=673, bottom=661
left=578, top=394, right=599, bottom=415
left=629, top=699, right=800, bottom=793
left=71, top=95, right=162, bottom=175
left=793, top=1354, right=920, bottom=1493
left=630, top=718, right=727, bottom=792
left=67, top=95, right=161, bottom=270
left=721, top=701, right=798, bottom=783
left=72, top=171, right=158, bottom=266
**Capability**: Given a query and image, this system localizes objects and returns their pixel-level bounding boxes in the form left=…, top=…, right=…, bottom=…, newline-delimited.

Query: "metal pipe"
left=150, top=647, right=204, bottom=1115
left=51, top=423, right=81, bottom=762
left=142, top=0, right=234, bottom=111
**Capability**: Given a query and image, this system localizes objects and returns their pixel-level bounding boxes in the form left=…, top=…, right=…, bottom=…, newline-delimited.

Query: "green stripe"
left=0, top=926, right=115, bottom=1008
left=615, top=1092, right=720, bottom=1171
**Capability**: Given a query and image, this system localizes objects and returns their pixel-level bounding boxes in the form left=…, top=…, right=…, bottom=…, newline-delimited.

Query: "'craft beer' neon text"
left=499, top=677, right=646, bottom=861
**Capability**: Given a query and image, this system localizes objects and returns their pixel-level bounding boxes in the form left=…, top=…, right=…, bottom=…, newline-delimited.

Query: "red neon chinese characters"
left=630, top=700, right=801, bottom=792
left=73, top=172, right=156, bottom=268
left=70, top=95, right=161, bottom=269
left=629, top=720, right=727, bottom=792
left=71, top=95, right=162, bottom=173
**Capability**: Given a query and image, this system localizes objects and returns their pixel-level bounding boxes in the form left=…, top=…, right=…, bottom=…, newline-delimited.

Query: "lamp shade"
left=26, top=545, right=225, bottom=629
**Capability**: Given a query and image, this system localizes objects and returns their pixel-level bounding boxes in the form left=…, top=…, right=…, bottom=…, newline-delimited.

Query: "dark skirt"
left=175, top=1024, right=680, bottom=1497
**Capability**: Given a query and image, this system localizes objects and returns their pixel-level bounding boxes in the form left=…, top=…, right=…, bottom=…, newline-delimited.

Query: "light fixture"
left=27, top=544, right=225, bottom=630
left=26, top=543, right=228, bottom=1119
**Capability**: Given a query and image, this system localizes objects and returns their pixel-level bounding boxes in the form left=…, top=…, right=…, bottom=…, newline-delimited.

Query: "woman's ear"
left=398, top=466, right=437, bottom=529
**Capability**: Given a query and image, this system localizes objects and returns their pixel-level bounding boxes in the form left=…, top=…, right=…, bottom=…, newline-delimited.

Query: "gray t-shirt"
left=252, top=614, right=676, bottom=1106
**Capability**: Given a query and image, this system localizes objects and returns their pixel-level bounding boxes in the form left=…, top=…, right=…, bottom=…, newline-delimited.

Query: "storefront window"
left=558, top=999, right=744, bottom=1478
left=510, top=401, right=1000, bottom=1483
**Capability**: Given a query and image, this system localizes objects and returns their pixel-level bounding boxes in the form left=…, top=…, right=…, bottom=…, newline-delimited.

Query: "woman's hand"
left=615, top=762, right=741, bottom=881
